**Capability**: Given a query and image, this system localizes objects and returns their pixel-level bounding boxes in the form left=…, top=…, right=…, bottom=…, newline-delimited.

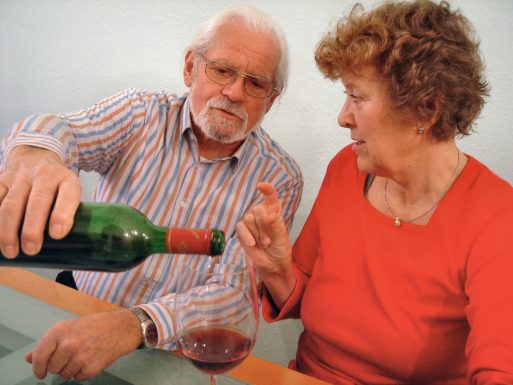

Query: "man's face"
left=184, top=21, right=280, bottom=145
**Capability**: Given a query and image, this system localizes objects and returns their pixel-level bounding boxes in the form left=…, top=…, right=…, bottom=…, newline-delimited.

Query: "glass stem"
left=210, top=374, right=216, bottom=385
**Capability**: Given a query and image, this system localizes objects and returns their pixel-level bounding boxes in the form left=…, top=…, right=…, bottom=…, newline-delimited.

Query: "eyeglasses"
left=198, top=55, right=276, bottom=99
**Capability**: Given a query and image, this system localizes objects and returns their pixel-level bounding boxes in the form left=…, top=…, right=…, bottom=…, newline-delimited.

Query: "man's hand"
left=0, top=145, right=81, bottom=258
left=25, top=309, right=142, bottom=381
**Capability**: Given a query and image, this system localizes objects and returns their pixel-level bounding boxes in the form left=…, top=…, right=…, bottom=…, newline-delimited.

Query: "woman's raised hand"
left=236, top=182, right=295, bottom=308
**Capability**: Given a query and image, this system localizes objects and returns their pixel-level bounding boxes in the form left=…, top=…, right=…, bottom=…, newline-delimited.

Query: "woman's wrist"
left=261, top=266, right=296, bottom=310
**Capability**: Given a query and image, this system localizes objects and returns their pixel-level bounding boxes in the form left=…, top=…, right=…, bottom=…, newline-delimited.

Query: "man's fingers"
left=0, top=182, right=8, bottom=202
left=49, top=176, right=81, bottom=239
left=21, top=180, right=60, bottom=255
left=46, top=339, right=76, bottom=376
left=0, top=178, right=31, bottom=258
left=61, top=367, right=74, bottom=380
left=0, top=146, right=76, bottom=257
left=31, top=335, right=58, bottom=379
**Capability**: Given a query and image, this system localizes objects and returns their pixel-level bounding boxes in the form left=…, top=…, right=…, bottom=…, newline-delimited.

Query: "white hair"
left=186, top=5, right=289, bottom=95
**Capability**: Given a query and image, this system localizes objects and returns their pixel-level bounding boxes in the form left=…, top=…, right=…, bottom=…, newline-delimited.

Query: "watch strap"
left=129, top=306, right=158, bottom=349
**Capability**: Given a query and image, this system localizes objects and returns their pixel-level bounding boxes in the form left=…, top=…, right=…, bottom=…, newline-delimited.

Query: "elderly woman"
left=236, top=0, right=513, bottom=384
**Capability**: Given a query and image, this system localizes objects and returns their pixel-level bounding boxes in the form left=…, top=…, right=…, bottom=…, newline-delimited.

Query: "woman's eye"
left=343, top=90, right=361, bottom=101
left=349, top=93, right=362, bottom=102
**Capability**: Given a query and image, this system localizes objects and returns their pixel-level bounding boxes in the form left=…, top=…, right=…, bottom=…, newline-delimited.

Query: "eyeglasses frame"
left=197, top=54, right=278, bottom=99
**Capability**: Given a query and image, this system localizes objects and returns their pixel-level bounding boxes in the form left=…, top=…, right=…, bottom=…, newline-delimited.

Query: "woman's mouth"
left=351, top=140, right=365, bottom=151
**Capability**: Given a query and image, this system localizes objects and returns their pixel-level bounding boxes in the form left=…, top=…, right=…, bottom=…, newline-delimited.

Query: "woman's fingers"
left=257, top=182, right=281, bottom=214
left=235, top=220, right=256, bottom=248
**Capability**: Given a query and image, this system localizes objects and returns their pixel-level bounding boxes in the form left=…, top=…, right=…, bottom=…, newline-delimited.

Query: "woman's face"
left=338, top=67, right=417, bottom=177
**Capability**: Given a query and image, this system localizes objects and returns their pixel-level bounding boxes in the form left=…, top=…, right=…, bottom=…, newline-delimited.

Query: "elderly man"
left=0, top=6, right=302, bottom=381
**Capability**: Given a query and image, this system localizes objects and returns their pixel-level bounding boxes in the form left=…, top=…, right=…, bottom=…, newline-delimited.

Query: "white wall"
left=1, top=0, right=512, bottom=367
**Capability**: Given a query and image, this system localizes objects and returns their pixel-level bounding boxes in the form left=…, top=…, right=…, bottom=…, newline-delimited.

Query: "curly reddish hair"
left=315, top=0, right=489, bottom=140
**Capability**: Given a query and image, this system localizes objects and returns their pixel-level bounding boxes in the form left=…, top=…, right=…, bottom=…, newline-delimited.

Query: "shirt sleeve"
left=465, top=202, right=513, bottom=382
left=0, top=89, right=158, bottom=174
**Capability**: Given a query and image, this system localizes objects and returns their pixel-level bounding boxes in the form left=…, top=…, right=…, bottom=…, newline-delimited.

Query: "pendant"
left=394, top=217, right=401, bottom=227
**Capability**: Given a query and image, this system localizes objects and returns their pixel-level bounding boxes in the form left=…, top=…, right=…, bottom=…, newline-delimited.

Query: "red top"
left=263, top=146, right=513, bottom=384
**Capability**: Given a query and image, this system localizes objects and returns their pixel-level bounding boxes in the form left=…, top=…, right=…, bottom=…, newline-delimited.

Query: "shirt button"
left=180, top=201, right=187, bottom=208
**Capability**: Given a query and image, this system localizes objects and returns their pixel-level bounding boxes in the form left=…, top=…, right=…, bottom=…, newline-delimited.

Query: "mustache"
left=207, top=97, right=248, bottom=120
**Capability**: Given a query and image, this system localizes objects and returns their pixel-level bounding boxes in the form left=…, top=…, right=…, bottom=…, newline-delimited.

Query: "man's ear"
left=265, top=91, right=280, bottom=113
left=183, top=50, right=195, bottom=87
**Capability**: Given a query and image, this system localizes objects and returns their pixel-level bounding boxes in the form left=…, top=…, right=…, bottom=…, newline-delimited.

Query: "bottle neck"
left=148, top=225, right=169, bottom=254
left=165, top=228, right=214, bottom=255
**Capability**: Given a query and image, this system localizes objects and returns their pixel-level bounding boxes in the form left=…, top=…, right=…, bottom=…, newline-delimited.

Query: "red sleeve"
left=465, top=201, right=513, bottom=382
left=261, top=266, right=308, bottom=321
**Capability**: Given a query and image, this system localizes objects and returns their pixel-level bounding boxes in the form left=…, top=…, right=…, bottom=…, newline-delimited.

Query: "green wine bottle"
left=0, top=203, right=225, bottom=272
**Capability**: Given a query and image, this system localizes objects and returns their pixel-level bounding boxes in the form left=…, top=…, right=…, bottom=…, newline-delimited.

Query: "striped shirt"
left=0, top=88, right=303, bottom=348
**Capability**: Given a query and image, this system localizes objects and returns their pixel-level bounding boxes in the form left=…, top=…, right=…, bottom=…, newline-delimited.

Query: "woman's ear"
left=428, top=96, right=443, bottom=129
left=418, top=96, right=442, bottom=134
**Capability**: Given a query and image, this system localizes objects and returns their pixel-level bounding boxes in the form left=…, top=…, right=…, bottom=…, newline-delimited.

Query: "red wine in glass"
left=174, top=258, right=259, bottom=385
left=180, top=325, right=253, bottom=375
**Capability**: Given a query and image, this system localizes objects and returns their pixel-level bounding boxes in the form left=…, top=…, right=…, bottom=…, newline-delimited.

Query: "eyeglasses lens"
left=204, top=62, right=273, bottom=98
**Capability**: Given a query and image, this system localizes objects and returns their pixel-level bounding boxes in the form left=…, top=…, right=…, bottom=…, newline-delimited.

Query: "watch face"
left=144, top=321, right=158, bottom=347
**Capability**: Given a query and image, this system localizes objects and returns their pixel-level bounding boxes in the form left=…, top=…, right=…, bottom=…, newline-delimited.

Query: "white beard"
left=190, top=86, right=264, bottom=144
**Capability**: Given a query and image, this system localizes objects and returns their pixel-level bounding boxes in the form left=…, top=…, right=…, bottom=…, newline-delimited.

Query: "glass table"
left=0, top=284, right=246, bottom=385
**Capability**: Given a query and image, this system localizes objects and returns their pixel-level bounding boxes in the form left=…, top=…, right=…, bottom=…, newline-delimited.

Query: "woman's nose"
left=338, top=99, right=354, bottom=129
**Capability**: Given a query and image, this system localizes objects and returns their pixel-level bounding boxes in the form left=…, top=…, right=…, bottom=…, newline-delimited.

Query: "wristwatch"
left=129, top=307, right=158, bottom=349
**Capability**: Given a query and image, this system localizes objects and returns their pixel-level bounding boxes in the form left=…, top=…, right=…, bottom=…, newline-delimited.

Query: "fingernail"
left=23, top=242, right=38, bottom=255
left=2, top=245, right=16, bottom=258
left=50, top=223, right=63, bottom=237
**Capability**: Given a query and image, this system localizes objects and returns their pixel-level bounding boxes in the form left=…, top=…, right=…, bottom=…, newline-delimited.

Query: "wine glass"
left=172, top=255, right=259, bottom=385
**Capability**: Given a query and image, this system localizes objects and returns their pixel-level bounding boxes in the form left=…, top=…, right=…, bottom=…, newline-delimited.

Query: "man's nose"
left=221, top=76, right=246, bottom=101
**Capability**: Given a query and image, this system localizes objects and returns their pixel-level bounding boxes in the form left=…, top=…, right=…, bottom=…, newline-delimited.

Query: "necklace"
left=384, top=149, right=460, bottom=228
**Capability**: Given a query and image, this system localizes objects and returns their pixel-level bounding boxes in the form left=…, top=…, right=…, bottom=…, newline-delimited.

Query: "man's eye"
left=212, top=66, right=233, bottom=77
left=247, top=77, right=267, bottom=90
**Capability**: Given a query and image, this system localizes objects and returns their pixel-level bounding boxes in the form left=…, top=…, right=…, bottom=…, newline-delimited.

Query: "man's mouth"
left=212, top=107, right=242, bottom=120
left=205, top=96, right=248, bottom=123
